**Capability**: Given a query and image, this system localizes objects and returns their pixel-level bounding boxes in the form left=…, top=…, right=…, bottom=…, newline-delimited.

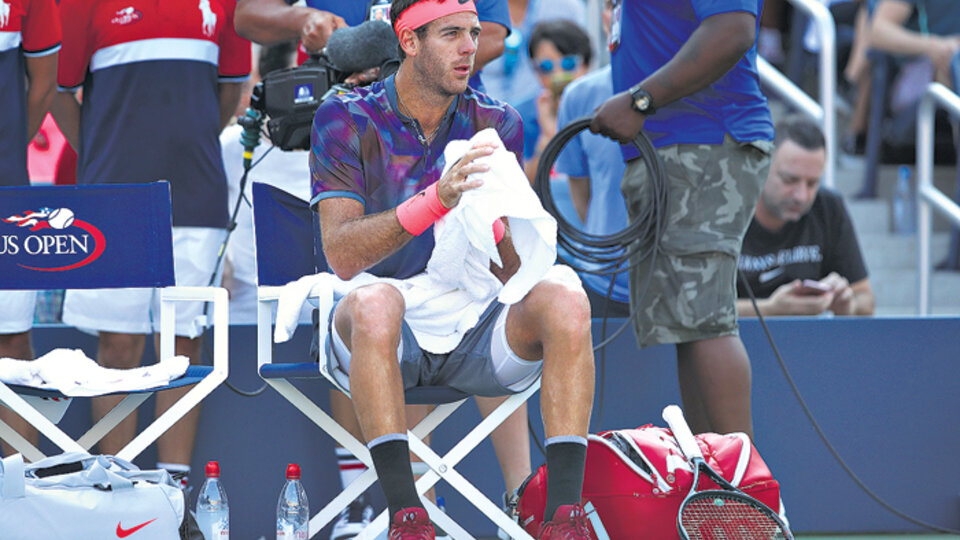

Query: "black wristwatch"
left=629, top=85, right=656, bottom=115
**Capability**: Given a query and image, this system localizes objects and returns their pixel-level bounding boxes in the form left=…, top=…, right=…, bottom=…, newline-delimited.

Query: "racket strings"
left=681, top=493, right=787, bottom=540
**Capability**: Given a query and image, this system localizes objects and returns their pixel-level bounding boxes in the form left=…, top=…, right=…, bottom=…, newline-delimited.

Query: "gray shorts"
left=314, top=299, right=541, bottom=397
left=622, top=135, right=773, bottom=348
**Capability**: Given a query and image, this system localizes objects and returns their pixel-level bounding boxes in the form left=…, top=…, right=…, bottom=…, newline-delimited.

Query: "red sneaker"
left=538, top=504, right=591, bottom=540
left=388, top=507, right=435, bottom=540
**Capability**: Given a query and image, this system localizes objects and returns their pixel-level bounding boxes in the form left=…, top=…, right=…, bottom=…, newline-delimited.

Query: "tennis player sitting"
left=308, top=1, right=595, bottom=538
left=737, top=116, right=876, bottom=317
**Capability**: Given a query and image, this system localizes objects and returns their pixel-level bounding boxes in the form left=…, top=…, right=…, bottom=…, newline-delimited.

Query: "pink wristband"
left=492, top=218, right=506, bottom=244
left=396, top=182, right=450, bottom=236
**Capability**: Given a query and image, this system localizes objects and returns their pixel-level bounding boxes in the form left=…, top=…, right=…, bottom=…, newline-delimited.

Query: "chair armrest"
left=159, top=286, right=229, bottom=377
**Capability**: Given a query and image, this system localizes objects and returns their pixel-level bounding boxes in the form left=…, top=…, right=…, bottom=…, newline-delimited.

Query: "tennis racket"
left=662, top=405, right=793, bottom=540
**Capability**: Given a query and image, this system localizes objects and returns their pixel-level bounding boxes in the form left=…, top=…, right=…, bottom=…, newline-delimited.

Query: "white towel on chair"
left=274, top=129, right=559, bottom=355
left=0, top=349, right=189, bottom=397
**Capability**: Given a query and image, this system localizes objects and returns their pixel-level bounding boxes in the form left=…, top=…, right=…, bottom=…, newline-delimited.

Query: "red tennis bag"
left=517, top=426, right=782, bottom=539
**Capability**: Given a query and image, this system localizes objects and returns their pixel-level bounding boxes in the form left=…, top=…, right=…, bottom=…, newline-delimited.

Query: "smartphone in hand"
left=794, top=279, right=832, bottom=296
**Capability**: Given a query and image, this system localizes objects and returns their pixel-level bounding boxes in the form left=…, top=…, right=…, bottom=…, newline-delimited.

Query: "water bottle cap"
left=205, top=461, right=221, bottom=478
left=286, top=463, right=301, bottom=479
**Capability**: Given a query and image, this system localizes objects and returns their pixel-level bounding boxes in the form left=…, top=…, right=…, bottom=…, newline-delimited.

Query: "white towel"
left=274, top=130, right=559, bottom=355
left=429, top=128, right=557, bottom=304
left=0, top=349, right=189, bottom=397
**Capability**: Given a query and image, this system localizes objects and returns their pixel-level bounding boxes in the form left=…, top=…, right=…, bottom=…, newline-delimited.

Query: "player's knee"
left=98, top=332, right=145, bottom=368
left=342, top=283, right=405, bottom=345
left=530, top=279, right=591, bottom=332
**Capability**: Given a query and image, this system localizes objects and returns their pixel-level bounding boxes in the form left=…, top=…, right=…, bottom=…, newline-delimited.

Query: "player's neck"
left=395, top=66, right=454, bottom=134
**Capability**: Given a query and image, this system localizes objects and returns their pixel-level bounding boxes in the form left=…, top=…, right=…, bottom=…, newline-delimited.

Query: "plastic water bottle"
left=277, top=463, right=310, bottom=540
left=196, top=461, right=229, bottom=540
left=893, top=165, right=917, bottom=235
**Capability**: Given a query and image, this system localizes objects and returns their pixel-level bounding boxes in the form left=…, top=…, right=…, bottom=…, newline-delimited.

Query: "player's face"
left=761, top=139, right=825, bottom=222
left=415, top=12, right=480, bottom=96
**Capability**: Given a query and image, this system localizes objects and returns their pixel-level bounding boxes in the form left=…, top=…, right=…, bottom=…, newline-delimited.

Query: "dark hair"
left=527, top=19, right=592, bottom=67
left=391, top=0, right=440, bottom=60
left=773, top=115, right=826, bottom=151
left=258, top=40, right=296, bottom=77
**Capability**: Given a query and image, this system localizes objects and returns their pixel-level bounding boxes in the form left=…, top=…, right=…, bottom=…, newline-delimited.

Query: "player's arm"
left=320, top=144, right=497, bottom=280
left=591, top=11, right=757, bottom=142
left=234, top=0, right=346, bottom=51
left=25, top=52, right=59, bottom=139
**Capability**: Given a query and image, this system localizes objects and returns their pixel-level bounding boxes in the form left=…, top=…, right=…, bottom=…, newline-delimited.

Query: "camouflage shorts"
left=622, top=135, right=773, bottom=348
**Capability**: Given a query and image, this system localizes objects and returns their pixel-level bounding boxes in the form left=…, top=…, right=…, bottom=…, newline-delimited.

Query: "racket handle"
left=662, top=404, right=704, bottom=461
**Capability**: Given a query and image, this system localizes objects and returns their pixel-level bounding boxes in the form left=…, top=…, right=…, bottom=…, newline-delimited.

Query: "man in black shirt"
left=737, top=116, right=875, bottom=316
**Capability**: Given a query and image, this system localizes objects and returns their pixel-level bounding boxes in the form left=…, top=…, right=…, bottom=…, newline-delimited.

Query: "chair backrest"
left=251, top=181, right=326, bottom=286
left=0, top=183, right=175, bottom=290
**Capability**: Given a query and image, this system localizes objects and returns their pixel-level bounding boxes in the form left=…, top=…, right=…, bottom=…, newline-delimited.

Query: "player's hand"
left=589, top=91, right=646, bottom=144
left=436, top=143, right=497, bottom=209
left=301, top=10, right=347, bottom=53
left=766, top=280, right=834, bottom=316
left=820, top=272, right=855, bottom=315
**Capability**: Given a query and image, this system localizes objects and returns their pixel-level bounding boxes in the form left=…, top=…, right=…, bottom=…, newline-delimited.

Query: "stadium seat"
left=0, top=182, right=229, bottom=463
left=252, top=182, right=537, bottom=540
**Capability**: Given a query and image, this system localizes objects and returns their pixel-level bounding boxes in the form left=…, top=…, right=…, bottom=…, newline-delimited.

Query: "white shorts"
left=62, top=228, right=225, bottom=338
left=0, top=291, right=38, bottom=334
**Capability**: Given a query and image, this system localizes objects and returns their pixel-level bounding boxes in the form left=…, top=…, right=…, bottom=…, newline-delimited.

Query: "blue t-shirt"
left=555, top=66, right=630, bottom=303
left=306, top=0, right=510, bottom=90
left=611, top=0, right=773, bottom=159
left=309, top=75, right=523, bottom=279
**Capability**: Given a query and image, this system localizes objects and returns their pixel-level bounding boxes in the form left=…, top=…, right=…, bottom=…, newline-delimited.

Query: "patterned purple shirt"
left=310, top=74, right=524, bottom=279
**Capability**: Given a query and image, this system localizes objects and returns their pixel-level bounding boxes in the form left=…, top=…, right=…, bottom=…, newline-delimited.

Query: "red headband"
left=394, top=0, right=478, bottom=37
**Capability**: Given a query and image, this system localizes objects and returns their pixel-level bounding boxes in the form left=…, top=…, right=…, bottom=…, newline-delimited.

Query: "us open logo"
left=1, top=208, right=106, bottom=271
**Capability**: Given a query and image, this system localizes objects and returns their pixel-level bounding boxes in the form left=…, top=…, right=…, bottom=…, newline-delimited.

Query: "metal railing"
left=916, top=83, right=960, bottom=315
left=757, top=0, right=836, bottom=189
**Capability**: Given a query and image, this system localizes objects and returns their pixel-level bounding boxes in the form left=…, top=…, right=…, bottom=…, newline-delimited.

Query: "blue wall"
left=25, top=317, right=960, bottom=537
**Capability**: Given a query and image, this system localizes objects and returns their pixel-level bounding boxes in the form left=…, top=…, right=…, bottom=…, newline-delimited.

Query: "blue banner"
left=0, top=183, right=175, bottom=290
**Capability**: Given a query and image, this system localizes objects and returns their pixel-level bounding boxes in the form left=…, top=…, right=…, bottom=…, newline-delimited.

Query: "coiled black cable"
left=532, top=115, right=668, bottom=428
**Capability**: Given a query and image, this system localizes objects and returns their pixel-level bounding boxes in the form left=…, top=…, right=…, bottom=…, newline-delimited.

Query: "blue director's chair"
left=0, top=183, right=229, bottom=463
left=252, top=182, right=538, bottom=540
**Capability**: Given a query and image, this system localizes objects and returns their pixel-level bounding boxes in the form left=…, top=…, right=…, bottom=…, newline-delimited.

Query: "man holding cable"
left=590, top=0, right=774, bottom=440
left=310, top=1, right=595, bottom=538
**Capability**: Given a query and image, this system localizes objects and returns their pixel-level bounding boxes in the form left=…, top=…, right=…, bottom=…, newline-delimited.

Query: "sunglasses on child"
left=534, top=55, right=582, bottom=75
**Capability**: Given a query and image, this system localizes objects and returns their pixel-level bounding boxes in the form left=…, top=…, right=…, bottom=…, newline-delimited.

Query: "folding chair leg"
left=0, top=417, right=45, bottom=462
left=116, top=373, right=225, bottom=461
left=308, top=467, right=379, bottom=538
left=75, top=392, right=152, bottom=452
left=0, top=385, right=85, bottom=456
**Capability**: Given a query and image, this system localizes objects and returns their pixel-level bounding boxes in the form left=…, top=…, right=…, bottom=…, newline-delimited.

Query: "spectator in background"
left=553, top=0, right=631, bottom=317
left=518, top=19, right=592, bottom=184
left=737, top=116, right=876, bottom=317
left=870, top=0, right=960, bottom=270
left=480, top=0, right=587, bottom=106
left=53, top=0, right=250, bottom=486
left=0, top=0, right=61, bottom=457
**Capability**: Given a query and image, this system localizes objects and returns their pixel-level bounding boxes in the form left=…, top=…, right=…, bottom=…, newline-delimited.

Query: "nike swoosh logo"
left=116, top=519, right=157, bottom=538
left=759, top=267, right=784, bottom=283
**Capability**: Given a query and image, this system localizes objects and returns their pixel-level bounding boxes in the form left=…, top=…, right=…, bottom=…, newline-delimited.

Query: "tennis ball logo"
left=46, top=208, right=75, bottom=229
